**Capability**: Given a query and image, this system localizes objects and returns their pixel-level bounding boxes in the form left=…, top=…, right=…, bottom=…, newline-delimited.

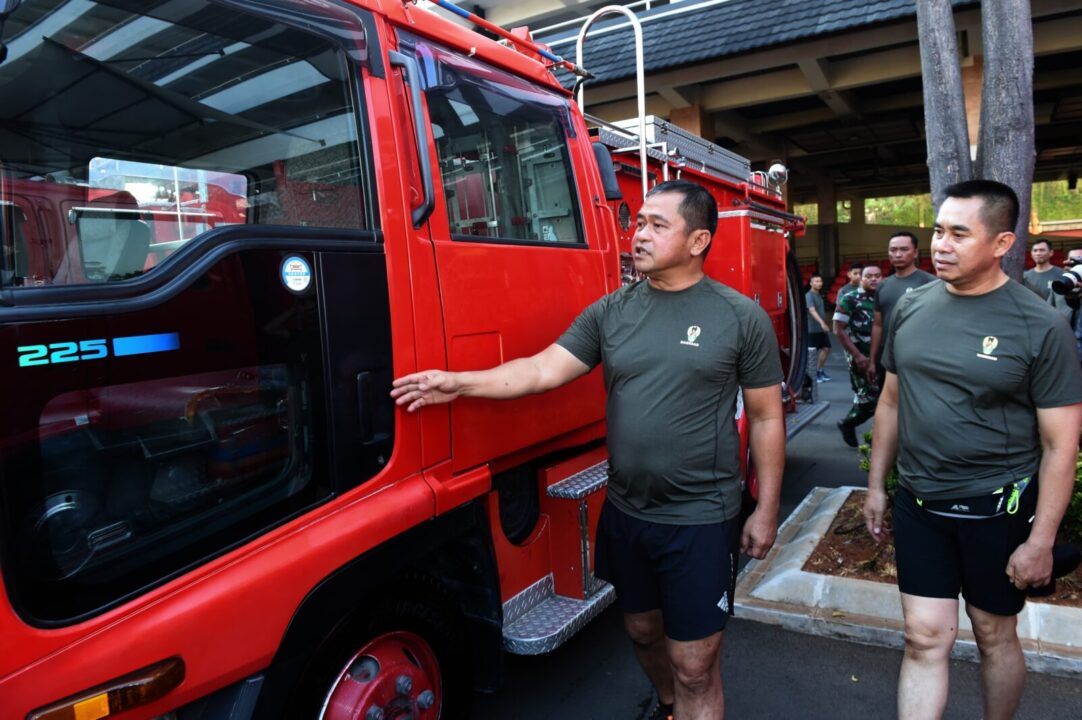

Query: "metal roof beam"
left=798, top=58, right=860, bottom=118
left=711, top=111, right=785, bottom=161
left=656, top=85, right=698, bottom=109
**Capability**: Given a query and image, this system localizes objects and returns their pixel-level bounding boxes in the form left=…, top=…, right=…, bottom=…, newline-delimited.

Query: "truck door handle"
left=388, top=50, right=435, bottom=228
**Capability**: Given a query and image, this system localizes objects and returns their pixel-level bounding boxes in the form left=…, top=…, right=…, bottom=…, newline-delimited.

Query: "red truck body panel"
left=0, top=1, right=803, bottom=717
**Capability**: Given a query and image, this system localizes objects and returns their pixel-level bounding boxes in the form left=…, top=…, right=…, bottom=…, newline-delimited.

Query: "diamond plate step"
left=502, top=574, right=616, bottom=655
left=546, top=460, right=608, bottom=499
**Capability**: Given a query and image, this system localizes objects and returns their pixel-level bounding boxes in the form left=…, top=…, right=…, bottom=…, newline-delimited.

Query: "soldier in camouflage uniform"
left=832, top=265, right=882, bottom=446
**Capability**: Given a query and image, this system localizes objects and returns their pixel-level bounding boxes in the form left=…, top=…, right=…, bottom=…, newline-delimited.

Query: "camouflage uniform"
left=834, top=289, right=879, bottom=428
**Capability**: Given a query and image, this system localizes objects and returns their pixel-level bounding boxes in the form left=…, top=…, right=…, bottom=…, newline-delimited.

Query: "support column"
left=670, top=104, right=710, bottom=139
left=849, top=196, right=865, bottom=226
left=962, top=56, right=983, bottom=162
left=818, top=180, right=838, bottom=279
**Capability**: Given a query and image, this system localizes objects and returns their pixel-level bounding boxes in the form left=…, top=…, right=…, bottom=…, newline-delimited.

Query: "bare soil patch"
left=801, top=489, right=1082, bottom=608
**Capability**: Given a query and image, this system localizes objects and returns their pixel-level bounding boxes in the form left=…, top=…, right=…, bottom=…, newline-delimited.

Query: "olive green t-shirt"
left=1023, top=266, right=1062, bottom=300
left=873, top=269, right=937, bottom=348
left=806, top=289, right=826, bottom=334
left=883, top=280, right=1082, bottom=499
left=556, top=277, right=783, bottom=524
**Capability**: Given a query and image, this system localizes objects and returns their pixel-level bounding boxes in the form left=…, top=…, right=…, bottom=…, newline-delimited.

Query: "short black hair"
left=1030, top=238, right=1051, bottom=251
left=942, top=179, right=1020, bottom=235
left=848, top=262, right=864, bottom=272
left=889, top=231, right=919, bottom=249
left=645, top=179, right=718, bottom=257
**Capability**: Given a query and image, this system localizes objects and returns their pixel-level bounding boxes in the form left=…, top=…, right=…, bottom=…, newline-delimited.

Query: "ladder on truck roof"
left=593, top=114, right=753, bottom=190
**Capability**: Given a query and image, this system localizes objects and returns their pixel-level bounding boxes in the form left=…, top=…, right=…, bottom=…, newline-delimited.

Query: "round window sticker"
left=280, top=255, right=312, bottom=294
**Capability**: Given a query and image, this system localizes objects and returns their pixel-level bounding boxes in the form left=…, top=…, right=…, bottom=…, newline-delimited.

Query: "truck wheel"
left=783, top=250, right=809, bottom=398
left=308, top=596, right=470, bottom=720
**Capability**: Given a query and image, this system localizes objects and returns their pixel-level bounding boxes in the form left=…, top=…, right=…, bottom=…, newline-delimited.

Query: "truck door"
left=398, top=34, right=610, bottom=471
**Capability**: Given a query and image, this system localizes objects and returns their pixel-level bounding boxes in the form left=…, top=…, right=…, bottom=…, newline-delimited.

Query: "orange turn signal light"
left=27, top=657, right=185, bottom=720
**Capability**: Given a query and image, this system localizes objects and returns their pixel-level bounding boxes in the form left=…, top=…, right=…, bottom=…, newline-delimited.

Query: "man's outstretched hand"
left=391, top=370, right=463, bottom=412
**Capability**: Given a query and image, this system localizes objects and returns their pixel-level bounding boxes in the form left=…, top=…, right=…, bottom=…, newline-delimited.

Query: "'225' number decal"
left=18, top=340, right=108, bottom=367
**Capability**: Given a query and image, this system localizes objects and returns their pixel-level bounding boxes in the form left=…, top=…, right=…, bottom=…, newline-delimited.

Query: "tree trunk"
left=916, top=0, right=972, bottom=211
left=976, top=0, right=1034, bottom=282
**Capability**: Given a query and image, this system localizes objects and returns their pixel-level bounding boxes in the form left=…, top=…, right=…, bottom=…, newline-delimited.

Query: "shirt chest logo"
left=978, top=335, right=999, bottom=361
left=681, top=325, right=701, bottom=347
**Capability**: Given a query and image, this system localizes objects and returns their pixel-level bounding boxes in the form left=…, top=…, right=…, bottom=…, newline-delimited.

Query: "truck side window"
left=0, top=0, right=369, bottom=288
left=1, top=253, right=332, bottom=621
left=417, top=42, right=585, bottom=245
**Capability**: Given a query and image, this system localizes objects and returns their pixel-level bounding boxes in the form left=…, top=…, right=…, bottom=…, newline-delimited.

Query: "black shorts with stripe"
left=595, top=500, right=740, bottom=641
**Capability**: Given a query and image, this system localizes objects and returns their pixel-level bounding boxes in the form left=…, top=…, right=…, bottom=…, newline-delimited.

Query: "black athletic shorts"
left=594, top=500, right=740, bottom=641
left=893, top=481, right=1038, bottom=616
left=808, top=330, right=832, bottom=349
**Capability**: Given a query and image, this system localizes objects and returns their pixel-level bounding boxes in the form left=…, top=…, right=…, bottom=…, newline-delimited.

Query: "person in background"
left=1047, top=245, right=1082, bottom=366
left=869, top=232, right=936, bottom=386
left=837, top=262, right=864, bottom=304
left=805, top=274, right=833, bottom=382
left=1022, top=238, right=1061, bottom=300
left=833, top=264, right=882, bottom=447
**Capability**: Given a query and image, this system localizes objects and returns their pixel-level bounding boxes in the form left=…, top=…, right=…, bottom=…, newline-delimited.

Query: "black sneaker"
left=837, top=419, right=858, bottom=448
left=647, top=702, right=674, bottom=720
left=1026, top=544, right=1081, bottom=597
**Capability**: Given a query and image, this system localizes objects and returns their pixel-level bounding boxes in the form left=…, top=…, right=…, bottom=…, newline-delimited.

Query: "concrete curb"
left=735, top=486, right=1082, bottom=678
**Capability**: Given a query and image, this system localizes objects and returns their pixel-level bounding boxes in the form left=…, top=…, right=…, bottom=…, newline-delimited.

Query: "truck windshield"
left=0, top=0, right=367, bottom=288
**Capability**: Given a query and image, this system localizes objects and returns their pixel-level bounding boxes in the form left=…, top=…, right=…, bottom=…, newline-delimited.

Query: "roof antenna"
left=0, top=0, right=22, bottom=65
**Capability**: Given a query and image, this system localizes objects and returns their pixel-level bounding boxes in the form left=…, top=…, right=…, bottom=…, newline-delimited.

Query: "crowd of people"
left=393, top=178, right=1082, bottom=720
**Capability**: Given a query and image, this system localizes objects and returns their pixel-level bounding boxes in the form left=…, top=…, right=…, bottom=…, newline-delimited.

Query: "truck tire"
left=783, top=249, right=809, bottom=398
left=304, top=593, right=471, bottom=720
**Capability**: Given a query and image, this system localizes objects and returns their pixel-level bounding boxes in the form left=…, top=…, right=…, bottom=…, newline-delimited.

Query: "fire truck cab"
left=0, top=1, right=805, bottom=718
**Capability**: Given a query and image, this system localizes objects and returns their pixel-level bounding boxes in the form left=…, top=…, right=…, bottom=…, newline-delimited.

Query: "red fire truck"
left=0, top=0, right=807, bottom=718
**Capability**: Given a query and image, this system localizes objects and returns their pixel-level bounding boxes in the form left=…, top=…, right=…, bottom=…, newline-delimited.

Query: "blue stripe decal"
left=112, top=332, right=180, bottom=357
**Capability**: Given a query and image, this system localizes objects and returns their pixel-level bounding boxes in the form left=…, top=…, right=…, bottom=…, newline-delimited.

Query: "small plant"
left=1063, top=456, right=1082, bottom=543
left=857, top=431, right=898, bottom=499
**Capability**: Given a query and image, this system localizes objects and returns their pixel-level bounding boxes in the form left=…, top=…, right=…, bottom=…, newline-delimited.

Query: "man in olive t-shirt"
left=865, top=180, right=1082, bottom=720
left=556, top=271, right=781, bottom=524
left=1022, top=238, right=1061, bottom=300
left=885, top=280, right=1079, bottom=497
left=805, top=274, right=833, bottom=382
left=392, top=180, right=785, bottom=720
left=868, top=231, right=936, bottom=386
